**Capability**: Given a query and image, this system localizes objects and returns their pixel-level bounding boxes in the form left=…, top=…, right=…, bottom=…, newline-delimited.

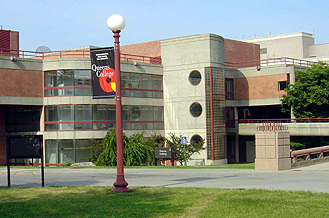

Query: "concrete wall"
left=255, top=132, right=291, bottom=171
left=161, top=33, right=225, bottom=165
left=243, top=32, right=314, bottom=59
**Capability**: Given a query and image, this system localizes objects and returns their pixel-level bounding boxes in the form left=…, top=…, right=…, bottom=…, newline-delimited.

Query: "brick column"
left=255, top=132, right=291, bottom=171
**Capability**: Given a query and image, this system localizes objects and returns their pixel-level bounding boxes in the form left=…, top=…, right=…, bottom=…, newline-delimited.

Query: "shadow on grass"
left=0, top=186, right=184, bottom=218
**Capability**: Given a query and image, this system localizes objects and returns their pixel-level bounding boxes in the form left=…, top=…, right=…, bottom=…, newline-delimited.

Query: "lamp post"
left=107, top=14, right=130, bottom=192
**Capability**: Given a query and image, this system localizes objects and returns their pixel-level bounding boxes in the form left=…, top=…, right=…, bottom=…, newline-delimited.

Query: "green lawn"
left=0, top=186, right=328, bottom=218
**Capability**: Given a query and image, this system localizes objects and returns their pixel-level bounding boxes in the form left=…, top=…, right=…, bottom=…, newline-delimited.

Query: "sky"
left=1, top=0, right=329, bottom=52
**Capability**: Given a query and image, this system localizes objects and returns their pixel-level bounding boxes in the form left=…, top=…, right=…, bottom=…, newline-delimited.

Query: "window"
left=260, top=48, right=267, bottom=54
left=44, top=70, right=92, bottom=96
left=225, top=78, right=234, bottom=100
left=189, top=70, right=201, bottom=85
left=191, top=135, right=202, bottom=144
left=190, top=102, right=202, bottom=117
left=45, top=105, right=164, bottom=131
left=278, top=81, right=288, bottom=90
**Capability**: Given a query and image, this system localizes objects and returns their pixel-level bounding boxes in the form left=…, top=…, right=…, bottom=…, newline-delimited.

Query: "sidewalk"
left=1, top=162, right=329, bottom=193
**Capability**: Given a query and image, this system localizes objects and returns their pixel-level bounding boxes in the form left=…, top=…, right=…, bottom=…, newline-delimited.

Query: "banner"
left=90, top=47, right=116, bottom=98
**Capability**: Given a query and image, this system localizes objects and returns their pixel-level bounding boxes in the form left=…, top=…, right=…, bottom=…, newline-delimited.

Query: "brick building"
left=0, top=28, right=328, bottom=166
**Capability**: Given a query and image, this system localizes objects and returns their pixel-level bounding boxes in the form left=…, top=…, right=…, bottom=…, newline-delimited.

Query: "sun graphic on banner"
left=99, top=68, right=116, bottom=93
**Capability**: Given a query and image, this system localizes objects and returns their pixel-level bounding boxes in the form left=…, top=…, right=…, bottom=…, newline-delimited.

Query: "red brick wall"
left=10, top=30, right=19, bottom=51
left=225, top=39, right=260, bottom=68
left=121, top=40, right=161, bottom=58
left=0, top=69, right=43, bottom=97
left=235, top=74, right=288, bottom=100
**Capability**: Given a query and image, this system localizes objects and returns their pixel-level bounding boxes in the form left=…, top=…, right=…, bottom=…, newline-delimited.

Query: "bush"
left=290, top=142, right=305, bottom=150
left=91, top=129, right=154, bottom=166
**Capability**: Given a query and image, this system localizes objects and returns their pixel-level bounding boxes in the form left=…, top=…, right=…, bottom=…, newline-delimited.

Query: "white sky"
left=1, top=0, right=328, bottom=51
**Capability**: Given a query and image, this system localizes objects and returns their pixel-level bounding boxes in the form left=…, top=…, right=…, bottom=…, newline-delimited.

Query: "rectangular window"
left=260, top=48, right=267, bottom=54
left=278, top=81, right=288, bottom=90
left=153, top=75, right=162, bottom=90
left=225, top=78, right=234, bottom=100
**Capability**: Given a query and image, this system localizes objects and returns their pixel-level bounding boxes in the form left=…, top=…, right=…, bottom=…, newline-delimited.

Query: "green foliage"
left=281, top=61, right=329, bottom=118
left=91, top=129, right=154, bottom=166
left=124, top=132, right=153, bottom=166
left=145, top=133, right=165, bottom=149
left=165, top=133, right=205, bottom=166
left=290, top=142, right=305, bottom=150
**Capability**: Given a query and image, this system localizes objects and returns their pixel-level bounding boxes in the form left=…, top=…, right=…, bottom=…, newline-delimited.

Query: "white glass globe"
left=107, top=14, right=126, bottom=31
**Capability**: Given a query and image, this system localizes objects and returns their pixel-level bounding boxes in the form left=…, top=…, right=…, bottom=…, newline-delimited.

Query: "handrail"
left=226, top=57, right=317, bottom=69
left=291, top=145, right=329, bottom=163
left=0, top=47, right=162, bottom=64
left=239, top=118, right=329, bottom=124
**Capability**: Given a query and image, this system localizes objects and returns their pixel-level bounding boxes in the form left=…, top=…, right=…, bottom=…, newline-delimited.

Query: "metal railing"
left=291, top=145, right=329, bottom=163
left=0, top=48, right=162, bottom=64
left=239, top=118, right=329, bottom=124
left=226, top=57, right=317, bottom=69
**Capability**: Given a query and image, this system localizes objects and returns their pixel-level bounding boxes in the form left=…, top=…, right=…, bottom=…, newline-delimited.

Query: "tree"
left=144, top=133, right=165, bottom=149
left=91, top=129, right=154, bottom=166
left=281, top=61, right=329, bottom=118
left=165, top=133, right=205, bottom=166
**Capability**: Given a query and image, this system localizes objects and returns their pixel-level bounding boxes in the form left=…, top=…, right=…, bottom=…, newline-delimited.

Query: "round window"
left=190, top=102, right=202, bottom=117
left=191, top=135, right=202, bottom=144
left=189, top=70, right=201, bottom=85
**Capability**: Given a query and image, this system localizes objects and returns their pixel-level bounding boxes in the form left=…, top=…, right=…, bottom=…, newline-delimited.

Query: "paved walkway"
left=1, top=162, right=329, bottom=193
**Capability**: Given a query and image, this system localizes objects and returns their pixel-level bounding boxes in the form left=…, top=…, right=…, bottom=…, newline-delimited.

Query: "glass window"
left=74, top=70, right=91, bottom=87
left=190, top=102, right=202, bottom=117
left=142, top=106, right=153, bottom=121
left=225, top=78, right=234, bottom=100
left=153, top=91, right=163, bottom=98
left=46, top=140, right=58, bottom=164
left=131, top=90, right=142, bottom=97
left=45, top=71, right=57, bottom=87
left=57, top=70, right=74, bottom=87
left=189, top=70, right=201, bottom=85
left=191, top=135, right=202, bottom=144
left=153, top=75, right=162, bottom=90
left=154, top=123, right=164, bottom=130
left=142, top=74, right=152, bottom=89
left=58, top=140, right=74, bottom=164
left=122, top=106, right=130, bottom=121
left=58, top=105, right=74, bottom=121
left=121, top=72, right=130, bottom=88
left=75, top=88, right=92, bottom=96
left=130, top=73, right=141, bottom=89
left=154, top=107, right=163, bottom=121
left=93, top=105, right=106, bottom=121
left=107, top=105, right=116, bottom=121
left=278, top=81, right=288, bottom=90
left=75, top=105, right=92, bottom=130
left=142, top=91, right=153, bottom=98
left=131, top=106, right=141, bottom=121
left=58, top=105, right=74, bottom=130
left=45, top=106, right=58, bottom=122
left=75, top=105, right=92, bottom=121
left=75, top=140, right=93, bottom=162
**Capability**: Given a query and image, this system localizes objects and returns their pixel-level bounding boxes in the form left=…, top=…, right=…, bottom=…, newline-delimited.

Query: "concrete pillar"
left=255, top=132, right=291, bottom=171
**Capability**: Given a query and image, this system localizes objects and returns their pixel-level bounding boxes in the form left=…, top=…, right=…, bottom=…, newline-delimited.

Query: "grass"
left=0, top=163, right=255, bottom=169
left=0, top=186, right=328, bottom=218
